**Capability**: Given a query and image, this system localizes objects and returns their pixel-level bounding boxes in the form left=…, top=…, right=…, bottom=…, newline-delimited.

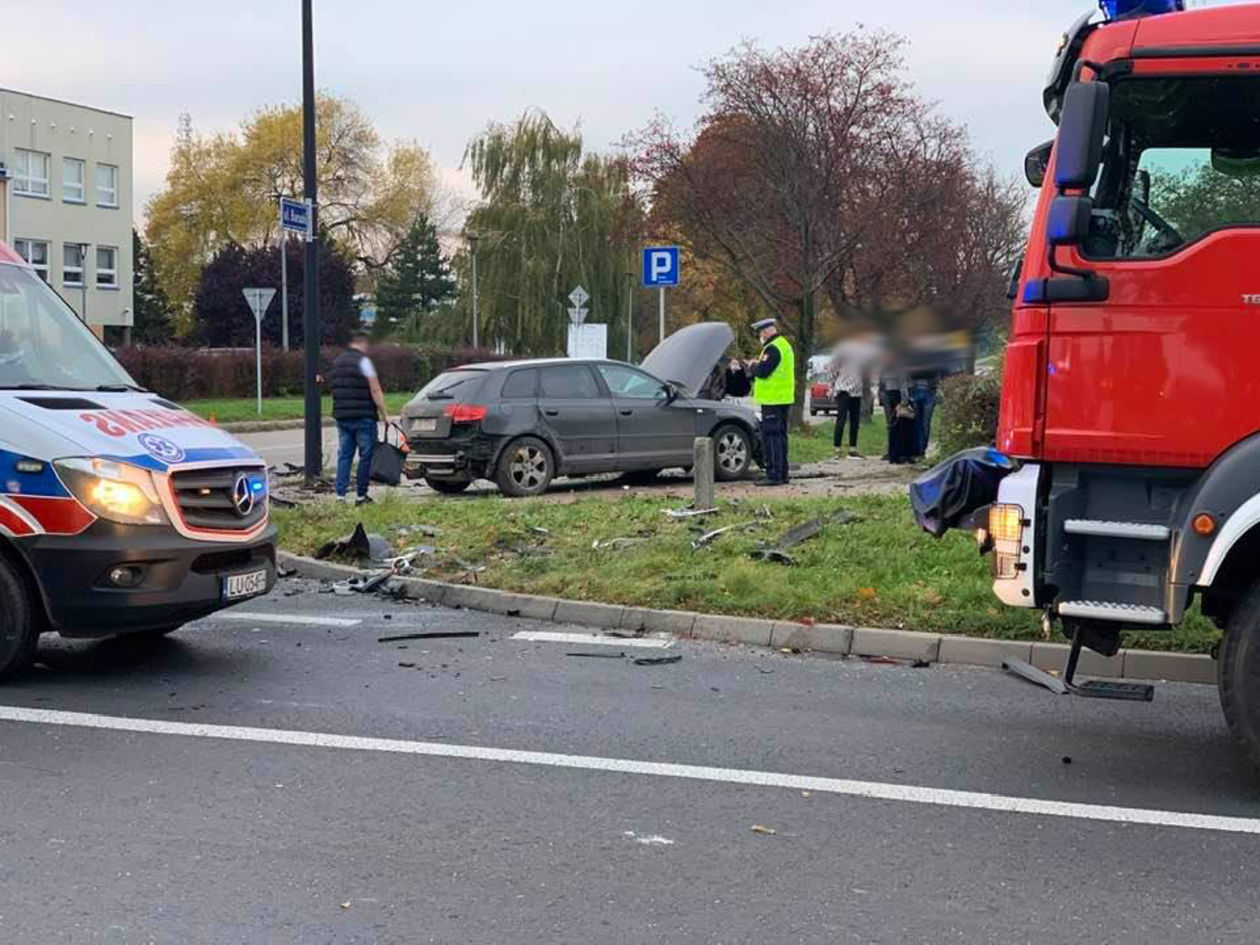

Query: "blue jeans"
left=336, top=418, right=376, bottom=498
left=911, top=388, right=935, bottom=457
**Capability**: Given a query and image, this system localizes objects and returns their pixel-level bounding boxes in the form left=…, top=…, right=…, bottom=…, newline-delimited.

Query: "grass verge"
left=273, top=491, right=1217, bottom=654
left=185, top=393, right=413, bottom=424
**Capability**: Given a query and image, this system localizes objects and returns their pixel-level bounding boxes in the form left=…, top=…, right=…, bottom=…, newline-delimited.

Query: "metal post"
left=255, top=313, right=263, bottom=416
left=280, top=234, right=289, bottom=351
left=693, top=437, right=715, bottom=512
left=626, top=273, right=633, bottom=362
left=658, top=286, right=665, bottom=344
left=301, top=0, right=322, bottom=486
left=470, top=236, right=480, bottom=349
left=79, top=244, right=88, bottom=323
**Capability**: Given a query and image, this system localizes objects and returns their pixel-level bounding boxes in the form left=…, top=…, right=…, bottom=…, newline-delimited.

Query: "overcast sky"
left=1, top=0, right=1238, bottom=220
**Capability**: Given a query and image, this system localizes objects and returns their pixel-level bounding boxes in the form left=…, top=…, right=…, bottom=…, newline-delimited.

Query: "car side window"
left=501, top=368, right=538, bottom=399
left=539, top=364, right=601, bottom=399
left=596, top=364, right=666, bottom=400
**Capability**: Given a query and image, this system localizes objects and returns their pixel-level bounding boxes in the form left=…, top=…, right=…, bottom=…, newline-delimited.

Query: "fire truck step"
left=1063, top=519, right=1170, bottom=540
left=1057, top=601, right=1168, bottom=625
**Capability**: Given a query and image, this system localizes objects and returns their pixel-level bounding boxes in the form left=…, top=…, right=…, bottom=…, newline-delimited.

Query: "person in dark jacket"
left=330, top=330, right=390, bottom=504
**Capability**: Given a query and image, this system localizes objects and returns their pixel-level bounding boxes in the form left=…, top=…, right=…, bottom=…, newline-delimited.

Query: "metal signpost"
left=301, top=0, right=322, bottom=486
left=641, top=246, right=680, bottom=344
left=278, top=196, right=312, bottom=351
left=565, top=285, right=607, bottom=359
left=242, top=287, right=277, bottom=416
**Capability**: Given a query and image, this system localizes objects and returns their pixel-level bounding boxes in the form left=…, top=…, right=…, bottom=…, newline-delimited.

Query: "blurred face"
left=758, top=326, right=776, bottom=344
left=350, top=336, right=369, bottom=352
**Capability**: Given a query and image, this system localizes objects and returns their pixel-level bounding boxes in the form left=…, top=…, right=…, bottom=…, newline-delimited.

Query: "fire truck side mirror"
left=1047, top=196, right=1093, bottom=246
left=1054, top=81, right=1110, bottom=191
left=1024, top=141, right=1053, bottom=188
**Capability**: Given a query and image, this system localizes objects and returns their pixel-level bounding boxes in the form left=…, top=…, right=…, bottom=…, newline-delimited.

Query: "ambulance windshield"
left=0, top=262, right=137, bottom=391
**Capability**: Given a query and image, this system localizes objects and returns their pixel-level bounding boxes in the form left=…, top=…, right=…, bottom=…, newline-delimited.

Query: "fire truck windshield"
left=1083, top=75, right=1260, bottom=260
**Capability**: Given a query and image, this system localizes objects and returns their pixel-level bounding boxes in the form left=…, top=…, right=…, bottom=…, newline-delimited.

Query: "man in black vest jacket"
left=331, top=330, right=390, bottom=504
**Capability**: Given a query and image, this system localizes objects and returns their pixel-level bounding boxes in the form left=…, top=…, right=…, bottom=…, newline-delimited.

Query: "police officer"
left=746, top=317, right=796, bottom=486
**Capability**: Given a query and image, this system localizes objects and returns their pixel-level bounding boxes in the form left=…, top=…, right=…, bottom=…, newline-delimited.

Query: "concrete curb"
left=277, top=551, right=1218, bottom=686
left=219, top=417, right=336, bottom=434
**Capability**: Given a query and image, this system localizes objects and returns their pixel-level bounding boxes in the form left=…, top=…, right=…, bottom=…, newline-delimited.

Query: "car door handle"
left=619, top=409, right=633, bottom=416
left=544, top=409, right=560, bottom=416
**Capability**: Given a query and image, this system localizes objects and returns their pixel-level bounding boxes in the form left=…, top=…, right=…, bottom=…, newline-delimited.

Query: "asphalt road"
left=3, top=582, right=1257, bottom=944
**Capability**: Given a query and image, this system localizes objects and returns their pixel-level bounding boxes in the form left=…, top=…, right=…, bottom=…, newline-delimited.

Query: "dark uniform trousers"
left=761, top=405, right=790, bottom=483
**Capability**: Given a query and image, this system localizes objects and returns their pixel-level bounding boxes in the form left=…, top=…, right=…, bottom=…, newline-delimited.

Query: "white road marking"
left=0, top=705, right=1258, bottom=836
left=511, top=630, right=671, bottom=649
left=215, top=612, right=361, bottom=628
left=624, top=831, right=675, bottom=846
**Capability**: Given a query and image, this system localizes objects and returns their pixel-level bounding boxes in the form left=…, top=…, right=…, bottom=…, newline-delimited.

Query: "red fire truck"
left=924, top=0, right=1260, bottom=765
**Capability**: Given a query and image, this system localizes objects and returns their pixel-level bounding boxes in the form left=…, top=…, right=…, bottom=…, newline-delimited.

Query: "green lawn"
left=791, top=419, right=888, bottom=464
left=274, top=491, right=1218, bottom=653
left=186, top=392, right=413, bottom=424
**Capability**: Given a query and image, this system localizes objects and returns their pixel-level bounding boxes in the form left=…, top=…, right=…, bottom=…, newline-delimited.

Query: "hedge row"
left=936, top=371, right=1002, bottom=457
left=115, top=344, right=504, bottom=401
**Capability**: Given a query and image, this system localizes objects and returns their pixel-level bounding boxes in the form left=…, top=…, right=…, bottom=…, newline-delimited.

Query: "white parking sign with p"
left=642, top=246, right=680, bottom=287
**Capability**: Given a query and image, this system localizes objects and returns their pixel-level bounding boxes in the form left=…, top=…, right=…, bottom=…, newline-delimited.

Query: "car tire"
left=426, top=477, right=473, bottom=495
left=1219, top=582, right=1260, bottom=769
left=712, top=424, right=753, bottom=481
left=0, top=556, right=37, bottom=679
left=496, top=437, right=555, bottom=497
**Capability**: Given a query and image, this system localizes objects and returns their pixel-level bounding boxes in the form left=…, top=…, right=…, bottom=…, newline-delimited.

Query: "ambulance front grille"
left=170, top=466, right=268, bottom=531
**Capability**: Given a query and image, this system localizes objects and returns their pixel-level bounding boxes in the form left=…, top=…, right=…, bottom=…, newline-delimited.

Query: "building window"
left=13, top=149, right=50, bottom=197
left=14, top=239, right=50, bottom=282
left=62, top=157, right=85, bottom=203
left=63, top=244, right=87, bottom=287
left=96, top=246, right=117, bottom=288
left=95, top=164, right=118, bottom=207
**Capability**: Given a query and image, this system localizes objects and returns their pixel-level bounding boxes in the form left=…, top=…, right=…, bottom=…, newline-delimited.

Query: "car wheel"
left=0, top=556, right=37, bottom=679
left=496, top=437, right=555, bottom=497
left=712, top=424, right=753, bottom=481
left=426, top=477, right=473, bottom=495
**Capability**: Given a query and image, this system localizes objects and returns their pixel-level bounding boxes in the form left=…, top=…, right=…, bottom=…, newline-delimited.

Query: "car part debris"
left=526, top=525, right=550, bottom=536
left=591, top=537, right=648, bottom=551
left=692, top=521, right=757, bottom=549
left=632, top=654, right=683, bottom=666
left=377, top=631, right=481, bottom=643
left=750, top=825, right=777, bottom=836
left=663, top=506, right=719, bottom=519
left=393, top=523, right=442, bottom=538
left=566, top=651, right=626, bottom=659
left=314, top=523, right=391, bottom=563
left=276, top=565, right=297, bottom=578
left=753, top=504, right=775, bottom=519
left=753, top=549, right=798, bottom=566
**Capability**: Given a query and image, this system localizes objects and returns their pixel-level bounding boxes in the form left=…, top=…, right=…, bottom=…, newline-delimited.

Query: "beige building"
left=0, top=88, right=133, bottom=335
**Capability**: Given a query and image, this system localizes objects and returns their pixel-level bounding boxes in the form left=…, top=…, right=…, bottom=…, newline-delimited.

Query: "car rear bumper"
left=16, top=521, right=278, bottom=638
left=405, top=434, right=502, bottom=481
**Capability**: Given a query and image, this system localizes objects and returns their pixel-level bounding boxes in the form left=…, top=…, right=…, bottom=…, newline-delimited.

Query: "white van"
left=0, top=241, right=276, bottom=676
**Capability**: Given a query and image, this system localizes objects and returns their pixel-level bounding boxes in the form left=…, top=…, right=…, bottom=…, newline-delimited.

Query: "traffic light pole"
left=301, top=0, right=322, bottom=486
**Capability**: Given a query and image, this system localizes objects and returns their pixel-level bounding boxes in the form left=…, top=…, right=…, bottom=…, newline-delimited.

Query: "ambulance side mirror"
left=1054, top=81, right=1110, bottom=190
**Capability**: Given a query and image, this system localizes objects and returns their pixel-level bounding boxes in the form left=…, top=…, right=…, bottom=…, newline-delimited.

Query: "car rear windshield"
left=416, top=369, right=488, bottom=401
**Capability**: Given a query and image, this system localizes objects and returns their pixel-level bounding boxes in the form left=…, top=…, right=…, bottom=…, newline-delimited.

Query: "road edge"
left=277, top=551, right=1218, bottom=686
left=218, top=417, right=336, bottom=434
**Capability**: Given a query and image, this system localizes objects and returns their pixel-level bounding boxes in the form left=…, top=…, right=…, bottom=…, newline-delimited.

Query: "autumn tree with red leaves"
left=630, top=30, right=1025, bottom=419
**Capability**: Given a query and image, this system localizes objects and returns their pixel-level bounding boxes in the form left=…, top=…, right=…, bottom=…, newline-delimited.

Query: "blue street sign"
left=642, top=246, right=680, bottom=288
left=280, top=197, right=312, bottom=238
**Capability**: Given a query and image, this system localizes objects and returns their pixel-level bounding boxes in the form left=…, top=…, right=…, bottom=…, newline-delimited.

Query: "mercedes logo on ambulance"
left=232, top=474, right=255, bottom=518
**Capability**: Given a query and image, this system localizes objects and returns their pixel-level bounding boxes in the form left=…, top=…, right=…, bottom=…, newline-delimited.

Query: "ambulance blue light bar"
left=1100, top=0, right=1184, bottom=20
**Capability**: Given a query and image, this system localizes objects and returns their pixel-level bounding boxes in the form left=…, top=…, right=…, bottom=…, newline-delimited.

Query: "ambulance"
left=0, top=241, right=276, bottom=676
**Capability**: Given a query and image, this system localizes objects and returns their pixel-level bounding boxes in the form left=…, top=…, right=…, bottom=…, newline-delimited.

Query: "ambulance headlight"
left=55, top=458, right=168, bottom=526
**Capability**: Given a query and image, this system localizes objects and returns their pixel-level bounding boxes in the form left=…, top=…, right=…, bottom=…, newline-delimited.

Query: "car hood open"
left=640, top=322, right=735, bottom=398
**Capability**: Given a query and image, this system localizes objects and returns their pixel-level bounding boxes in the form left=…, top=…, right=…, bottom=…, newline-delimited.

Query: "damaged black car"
left=399, top=323, right=762, bottom=497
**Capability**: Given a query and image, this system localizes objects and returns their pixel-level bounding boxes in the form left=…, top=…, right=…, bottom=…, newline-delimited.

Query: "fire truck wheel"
left=0, top=556, right=38, bottom=679
left=1218, top=582, right=1260, bottom=769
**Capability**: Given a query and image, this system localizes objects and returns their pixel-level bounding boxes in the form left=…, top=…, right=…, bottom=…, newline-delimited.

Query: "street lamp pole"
left=625, top=271, right=633, bottom=362
left=467, top=232, right=480, bottom=349
left=300, top=0, right=322, bottom=487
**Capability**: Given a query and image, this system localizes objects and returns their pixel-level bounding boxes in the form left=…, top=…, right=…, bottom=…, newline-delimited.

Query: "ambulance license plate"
left=222, top=569, right=268, bottom=601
